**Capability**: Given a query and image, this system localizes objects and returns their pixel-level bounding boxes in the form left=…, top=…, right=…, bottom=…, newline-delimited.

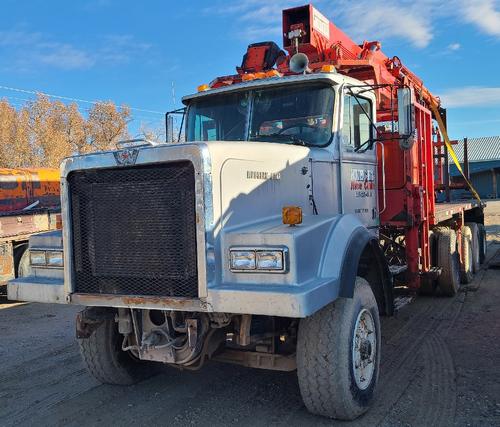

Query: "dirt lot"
left=1, top=202, right=500, bottom=427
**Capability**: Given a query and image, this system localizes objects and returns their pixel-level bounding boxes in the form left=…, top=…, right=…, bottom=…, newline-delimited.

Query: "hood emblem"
left=114, top=148, right=139, bottom=166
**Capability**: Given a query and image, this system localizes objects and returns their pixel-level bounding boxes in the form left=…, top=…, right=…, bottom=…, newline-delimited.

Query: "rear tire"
left=460, top=226, right=474, bottom=284
left=436, top=228, right=460, bottom=296
left=78, top=313, right=159, bottom=385
left=465, top=222, right=480, bottom=273
left=419, top=230, right=437, bottom=295
left=477, top=223, right=487, bottom=264
left=297, top=277, right=381, bottom=420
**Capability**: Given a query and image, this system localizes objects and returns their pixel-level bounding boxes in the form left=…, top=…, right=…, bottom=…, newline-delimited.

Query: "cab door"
left=339, top=89, right=378, bottom=228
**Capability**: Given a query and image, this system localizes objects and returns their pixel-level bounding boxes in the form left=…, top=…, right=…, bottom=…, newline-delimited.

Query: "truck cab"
left=9, top=65, right=392, bottom=422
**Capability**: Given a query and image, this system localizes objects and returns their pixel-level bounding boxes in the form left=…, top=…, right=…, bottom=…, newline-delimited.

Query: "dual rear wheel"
left=434, top=223, right=485, bottom=296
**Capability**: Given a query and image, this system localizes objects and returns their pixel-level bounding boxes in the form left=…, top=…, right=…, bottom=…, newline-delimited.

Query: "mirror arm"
left=165, top=107, right=187, bottom=143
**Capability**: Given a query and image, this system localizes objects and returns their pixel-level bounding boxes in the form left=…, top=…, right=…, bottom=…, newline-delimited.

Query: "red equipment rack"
left=276, top=4, right=481, bottom=289
left=205, top=3, right=483, bottom=290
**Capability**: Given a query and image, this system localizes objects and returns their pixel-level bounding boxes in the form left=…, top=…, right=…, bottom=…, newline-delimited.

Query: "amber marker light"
left=282, top=206, right=302, bottom=226
left=197, top=84, right=210, bottom=92
left=321, top=64, right=337, bottom=73
left=265, top=69, right=282, bottom=78
left=242, top=73, right=256, bottom=81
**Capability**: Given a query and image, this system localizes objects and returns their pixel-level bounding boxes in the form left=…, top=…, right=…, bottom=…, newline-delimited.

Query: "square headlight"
left=256, top=250, right=284, bottom=270
left=29, top=250, right=46, bottom=266
left=46, top=251, right=64, bottom=267
left=230, top=250, right=256, bottom=270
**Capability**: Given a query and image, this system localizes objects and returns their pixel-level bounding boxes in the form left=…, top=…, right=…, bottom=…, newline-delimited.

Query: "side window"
left=194, top=114, right=217, bottom=141
left=342, top=94, right=372, bottom=150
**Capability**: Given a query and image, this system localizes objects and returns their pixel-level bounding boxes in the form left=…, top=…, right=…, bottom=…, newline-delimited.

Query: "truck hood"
left=204, top=141, right=311, bottom=234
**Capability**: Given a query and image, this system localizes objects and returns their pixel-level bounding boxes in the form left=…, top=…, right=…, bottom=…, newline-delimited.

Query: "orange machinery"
left=0, top=168, right=61, bottom=285
left=0, top=168, right=60, bottom=212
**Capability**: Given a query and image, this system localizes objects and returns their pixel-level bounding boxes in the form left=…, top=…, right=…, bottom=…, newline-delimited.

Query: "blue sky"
left=1, top=0, right=499, bottom=139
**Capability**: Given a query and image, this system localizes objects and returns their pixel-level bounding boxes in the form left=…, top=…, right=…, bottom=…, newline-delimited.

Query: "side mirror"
left=397, top=87, right=415, bottom=150
left=165, top=108, right=186, bottom=143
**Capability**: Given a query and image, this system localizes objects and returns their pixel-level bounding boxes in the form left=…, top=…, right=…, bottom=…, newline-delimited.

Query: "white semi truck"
left=8, top=4, right=486, bottom=420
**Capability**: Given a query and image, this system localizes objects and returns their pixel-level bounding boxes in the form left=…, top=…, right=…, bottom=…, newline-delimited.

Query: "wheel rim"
left=352, top=308, right=376, bottom=390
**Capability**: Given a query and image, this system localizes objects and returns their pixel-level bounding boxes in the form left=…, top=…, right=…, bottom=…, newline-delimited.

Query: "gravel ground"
left=0, top=202, right=499, bottom=427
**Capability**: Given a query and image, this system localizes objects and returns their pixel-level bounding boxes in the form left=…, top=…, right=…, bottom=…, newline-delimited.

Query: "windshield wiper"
left=250, top=133, right=307, bottom=146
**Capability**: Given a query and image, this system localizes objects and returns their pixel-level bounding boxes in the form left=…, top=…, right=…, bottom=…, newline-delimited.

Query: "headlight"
left=256, top=251, right=284, bottom=270
left=230, top=251, right=256, bottom=270
left=229, top=248, right=286, bottom=272
left=30, top=250, right=46, bottom=266
left=46, top=251, right=64, bottom=267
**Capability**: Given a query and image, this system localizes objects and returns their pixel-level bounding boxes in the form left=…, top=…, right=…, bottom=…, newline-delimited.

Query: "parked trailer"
left=0, top=169, right=60, bottom=287
left=8, top=4, right=487, bottom=421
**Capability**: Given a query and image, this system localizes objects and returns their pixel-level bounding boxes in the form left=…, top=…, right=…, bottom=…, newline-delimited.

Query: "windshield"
left=186, top=84, right=334, bottom=147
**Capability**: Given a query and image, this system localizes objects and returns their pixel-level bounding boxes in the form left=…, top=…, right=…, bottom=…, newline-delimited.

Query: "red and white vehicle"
left=8, top=4, right=486, bottom=420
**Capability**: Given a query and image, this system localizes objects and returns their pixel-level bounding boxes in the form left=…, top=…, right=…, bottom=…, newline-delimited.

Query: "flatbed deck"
left=433, top=200, right=484, bottom=223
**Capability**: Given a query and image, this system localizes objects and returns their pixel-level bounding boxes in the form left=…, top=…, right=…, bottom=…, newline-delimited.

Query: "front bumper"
left=8, top=275, right=339, bottom=318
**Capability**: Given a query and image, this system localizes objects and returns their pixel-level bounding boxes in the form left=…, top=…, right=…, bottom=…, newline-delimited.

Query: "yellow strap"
left=429, top=102, right=482, bottom=203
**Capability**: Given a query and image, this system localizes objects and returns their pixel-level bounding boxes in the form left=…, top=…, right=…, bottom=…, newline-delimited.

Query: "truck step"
left=389, top=265, right=407, bottom=276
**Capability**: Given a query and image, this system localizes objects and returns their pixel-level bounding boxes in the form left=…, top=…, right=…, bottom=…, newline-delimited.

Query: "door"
left=339, top=90, right=378, bottom=228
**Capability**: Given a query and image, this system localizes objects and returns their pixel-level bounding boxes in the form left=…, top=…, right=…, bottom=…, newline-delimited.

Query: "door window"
left=342, top=94, right=372, bottom=150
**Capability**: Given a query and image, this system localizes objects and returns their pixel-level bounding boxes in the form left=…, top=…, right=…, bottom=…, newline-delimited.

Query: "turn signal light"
left=282, top=206, right=302, bottom=226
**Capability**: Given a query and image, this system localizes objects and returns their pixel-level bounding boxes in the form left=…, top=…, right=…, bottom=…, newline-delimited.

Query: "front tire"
left=15, top=245, right=32, bottom=278
left=78, top=312, right=158, bottom=385
left=297, top=277, right=381, bottom=420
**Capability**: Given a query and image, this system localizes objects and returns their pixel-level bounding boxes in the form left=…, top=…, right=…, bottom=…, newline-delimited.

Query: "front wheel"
left=297, top=277, right=381, bottom=420
left=78, top=309, right=159, bottom=385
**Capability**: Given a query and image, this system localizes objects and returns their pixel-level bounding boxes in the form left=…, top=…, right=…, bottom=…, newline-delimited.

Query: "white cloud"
left=0, top=29, right=152, bottom=71
left=37, top=43, right=95, bottom=70
left=211, top=0, right=500, bottom=48
left=209, top=0, right=304, bottom=42
left=461, top=0, right=500, bottom=37
left=330, top=1, right=434, bottom=48
left=0, top=30, right=43, bottom=46
left=439, top=86, right=500, bottom=108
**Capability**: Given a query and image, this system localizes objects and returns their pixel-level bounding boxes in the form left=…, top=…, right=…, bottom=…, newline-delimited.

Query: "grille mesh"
left=68, top=161, right=198, bottom=298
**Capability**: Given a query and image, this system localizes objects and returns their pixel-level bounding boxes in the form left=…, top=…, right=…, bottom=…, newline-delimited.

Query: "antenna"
left=171, top=81, right=176, bottom=109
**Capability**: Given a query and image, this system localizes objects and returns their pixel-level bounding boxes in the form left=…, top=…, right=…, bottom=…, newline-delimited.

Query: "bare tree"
left=0, top=96, right=133, bottom=169
left=86, top=102, right=131, bottom=151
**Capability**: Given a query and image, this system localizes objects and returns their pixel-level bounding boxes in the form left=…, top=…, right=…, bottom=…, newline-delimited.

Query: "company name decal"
left=246, top=171, right=281, bottom=180
left=350, top=169, right=374, bottom=198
